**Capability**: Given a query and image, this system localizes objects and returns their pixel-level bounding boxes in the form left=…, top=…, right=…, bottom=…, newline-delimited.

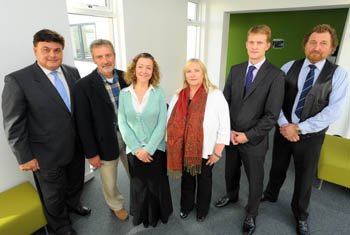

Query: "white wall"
left=202, top=0, right=350, bottom=137
left=0, top=0, right=75, bottom=192
left=117, top=0, right=187, bottom=101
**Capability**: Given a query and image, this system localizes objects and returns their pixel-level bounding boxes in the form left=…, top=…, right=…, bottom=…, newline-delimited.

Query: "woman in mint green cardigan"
left=118, top=53, right=172, bottom=228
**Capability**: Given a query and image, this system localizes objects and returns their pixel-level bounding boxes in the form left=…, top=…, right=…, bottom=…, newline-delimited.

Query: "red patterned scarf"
left=167, top=85, right=207, bottom=177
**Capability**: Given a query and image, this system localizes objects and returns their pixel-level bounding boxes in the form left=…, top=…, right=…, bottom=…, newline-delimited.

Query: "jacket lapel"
left=243, top=60, right=271, bottom=100
left=238, top=62, right=248, bottom=99
left=31, top=62, right=71, bottom=113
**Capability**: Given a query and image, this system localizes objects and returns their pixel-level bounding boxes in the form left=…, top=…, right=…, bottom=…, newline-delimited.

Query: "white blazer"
left=167, top=88, right=230, bottom=159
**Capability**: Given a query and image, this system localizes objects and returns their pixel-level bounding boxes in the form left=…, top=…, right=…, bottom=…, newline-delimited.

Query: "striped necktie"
left=245, top=65, right=256, bottom=93
left=51, top=71, right=71, bottom=112
left=295, top=64, right=316, bottom=118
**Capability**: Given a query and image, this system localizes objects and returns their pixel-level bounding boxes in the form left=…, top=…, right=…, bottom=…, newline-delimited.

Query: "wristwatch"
left=213, top=152, right=222, bottom=158
left=295, top=125, right=302, bottom=135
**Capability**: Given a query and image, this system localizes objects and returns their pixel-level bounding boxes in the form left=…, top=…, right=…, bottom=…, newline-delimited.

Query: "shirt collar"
left=97, top=69, right=118, bottom=84
left=37, top=62, right=63, bottom=75
left=303, top=58, right=326, bottom=71
left=125, top=84, right=155, bottom=92
left=248, top=57, right=266, bottom=71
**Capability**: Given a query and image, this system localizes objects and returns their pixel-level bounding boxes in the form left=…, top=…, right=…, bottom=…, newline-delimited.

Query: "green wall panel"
left=225, top=9, right=348, bottom=77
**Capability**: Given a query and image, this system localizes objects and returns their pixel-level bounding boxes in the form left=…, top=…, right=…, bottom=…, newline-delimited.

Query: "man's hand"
left=135, top=149, right=153, bottom=163
left=206, top=154, right=219, bottom=166
left=230, top=131, right=239, bottom=145
left=280, top=124, right=300, bottom=142
left=88, top=155, right=102, bottom=168
left=232, top=131, right=249, bottom=144
left=19, top=158, right=40, bottom=171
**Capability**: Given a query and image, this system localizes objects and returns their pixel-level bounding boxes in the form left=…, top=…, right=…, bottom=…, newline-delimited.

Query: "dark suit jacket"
left=2, top=62, right=82, bottom=168
left=223, top=60, right=285, bottom=150
left=73, top=69, right=127, bottom=161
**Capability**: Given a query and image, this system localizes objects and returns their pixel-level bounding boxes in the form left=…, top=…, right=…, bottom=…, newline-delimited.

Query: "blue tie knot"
left=309, top=64, right=316, bottom=71
left=248, top=65, right=256, bottom=73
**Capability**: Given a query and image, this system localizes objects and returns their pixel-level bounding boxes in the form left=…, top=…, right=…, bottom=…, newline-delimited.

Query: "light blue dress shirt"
left=278, top=58, right=349, bottom=134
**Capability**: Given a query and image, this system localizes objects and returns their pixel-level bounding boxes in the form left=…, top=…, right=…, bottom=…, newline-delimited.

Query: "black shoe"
left=143, top=221, right=149, bottom=228
left=260, top=195, right=277, bottom=203
left=69, top=205, right=91, bottom=216
left=242, top=216, right=256, bottom=235
left=196, top=215, right=206, bottom=222
left=297, top=220, right=310, bottom=235
left=56, top=229, right=77, bottom=235
left=215, top=195, right=238, bottom=208
left=179, top=211, right=188, bottom=219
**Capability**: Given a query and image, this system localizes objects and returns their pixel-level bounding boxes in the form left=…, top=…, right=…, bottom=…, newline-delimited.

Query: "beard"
left=101, top=64, right=114, bottom=74
left=306, top=50, right=329, bottom=63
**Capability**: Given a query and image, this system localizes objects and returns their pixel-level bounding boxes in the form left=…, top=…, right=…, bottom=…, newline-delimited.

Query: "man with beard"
left=262, top=24, right=348, bottom=235
left=73, top=39, right=130, bottom=221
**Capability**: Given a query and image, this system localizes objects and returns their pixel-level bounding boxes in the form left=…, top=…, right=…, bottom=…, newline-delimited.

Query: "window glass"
left=187, top=2, right=197, bottom=21
left=187, top=25, right=198, bottom=59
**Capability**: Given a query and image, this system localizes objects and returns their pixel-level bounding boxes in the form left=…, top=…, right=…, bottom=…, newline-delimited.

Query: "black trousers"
left=181, top=158, right=214, bottom=217
left=33, top=153, right=85, bottom=233
left=264, top=129, right=325, bottom=220
left=225, top=142, right=266, bottom=217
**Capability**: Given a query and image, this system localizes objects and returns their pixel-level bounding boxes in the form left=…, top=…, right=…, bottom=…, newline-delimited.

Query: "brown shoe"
left=114, top=208, right=129, bottom=220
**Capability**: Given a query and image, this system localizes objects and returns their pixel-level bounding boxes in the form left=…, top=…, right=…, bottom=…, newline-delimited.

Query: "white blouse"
left=167, top=88, right=231, bottom=159
left=124, top=85, right=154, bottom=114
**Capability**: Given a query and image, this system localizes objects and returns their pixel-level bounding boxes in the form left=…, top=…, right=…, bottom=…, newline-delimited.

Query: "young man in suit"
left=73, top=39, right=130, bottom=221
left=215, top=25, right=285, bottom=235
left=2, top=29, right=90, bottom=235
left=262, top=24, right=348, bottom=235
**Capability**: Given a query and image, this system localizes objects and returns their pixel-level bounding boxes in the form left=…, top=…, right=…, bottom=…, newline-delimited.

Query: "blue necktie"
left=245, top=65, right=256, bottom=93
left=295, top=64, right=316, bottom=118
left=51, top=71, right=71, bottom=112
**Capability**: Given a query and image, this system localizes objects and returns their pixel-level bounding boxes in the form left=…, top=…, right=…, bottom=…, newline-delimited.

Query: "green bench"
left=0, top=181, right=48, bottom=235
left=318, top=134, right=350, bottom=189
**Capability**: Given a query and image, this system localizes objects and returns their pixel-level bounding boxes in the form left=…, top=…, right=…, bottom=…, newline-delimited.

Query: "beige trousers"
left=99, top=131, right=130, bottom=211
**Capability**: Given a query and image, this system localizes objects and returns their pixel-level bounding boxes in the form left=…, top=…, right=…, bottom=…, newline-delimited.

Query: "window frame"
left=66, top=0, right=114, bottom=17
left=70, top=23, right=97, bottom=61
left=187, top=0, right=201, bottom=60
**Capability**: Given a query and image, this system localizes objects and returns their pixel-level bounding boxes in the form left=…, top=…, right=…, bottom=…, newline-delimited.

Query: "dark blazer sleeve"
left=73, top=81, right=99, bottom=158
left=2, top=74, right=34, bottom=164
left=223, top=67, right=233, bottom=106
left=245, top=69, right=285, bottom=144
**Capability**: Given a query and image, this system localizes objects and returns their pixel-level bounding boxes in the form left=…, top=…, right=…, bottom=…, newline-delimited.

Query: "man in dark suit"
left=2, top=29, right=90, bottom=235
left=73, top=39, right=129, bottom=221
left=262, top=24, right=348, bottom=235
left=215, top=25, right=285, bottom=235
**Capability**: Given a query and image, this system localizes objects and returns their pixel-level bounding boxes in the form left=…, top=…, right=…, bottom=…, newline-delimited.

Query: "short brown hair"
left=247, top=25, right=271, bottom=42
left=33, top=29, right=65, bottom=49
left=125, top=53, right=160, bottom=86
left=303, top=24, right=338, bottom=52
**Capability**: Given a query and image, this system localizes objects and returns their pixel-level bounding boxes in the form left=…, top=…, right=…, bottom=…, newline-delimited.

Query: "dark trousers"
left=264, top=129, right=325, bottom=220
left=225, top=143, right=266, bottom=217
left=34, top=153, right=85, bottom=233
left=181, top=158, right=213, bottom=217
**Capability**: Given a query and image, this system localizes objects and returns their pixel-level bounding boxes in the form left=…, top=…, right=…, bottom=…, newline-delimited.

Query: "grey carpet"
left=34, top=131, right=350, bottom=235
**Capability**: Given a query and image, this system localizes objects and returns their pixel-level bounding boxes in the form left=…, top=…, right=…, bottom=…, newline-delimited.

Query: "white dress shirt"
left=37, top=64, right=71, bottom=104
left=167, top=88, right=231, bottom=159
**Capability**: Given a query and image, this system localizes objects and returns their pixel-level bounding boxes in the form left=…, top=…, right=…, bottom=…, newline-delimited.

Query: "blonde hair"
left=247, top=25, right=271, bottom=43
left=124, top=53, right=160, bottom=86
left=181, top=58, right=216, bottom=93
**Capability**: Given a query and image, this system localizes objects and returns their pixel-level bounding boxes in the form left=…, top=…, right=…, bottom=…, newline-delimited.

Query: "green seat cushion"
left=0, top=181, right=47, bottom=235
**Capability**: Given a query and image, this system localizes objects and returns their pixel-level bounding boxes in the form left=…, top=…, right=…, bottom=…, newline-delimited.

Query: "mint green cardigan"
left=118, top=86, right=167, bottom=155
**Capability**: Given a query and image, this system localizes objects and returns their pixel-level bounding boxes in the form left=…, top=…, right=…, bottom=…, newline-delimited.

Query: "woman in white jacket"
left=167, top=58, right=230, bottom=222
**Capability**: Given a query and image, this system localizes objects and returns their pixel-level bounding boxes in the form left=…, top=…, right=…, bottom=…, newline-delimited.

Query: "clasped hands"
left=135, top=149, right=153, bottom=163
left=230, top=130, right=248, bottom=145
left=280, top=123, right=300, bottom=142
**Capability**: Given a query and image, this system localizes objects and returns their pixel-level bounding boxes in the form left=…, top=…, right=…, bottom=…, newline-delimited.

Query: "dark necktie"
left=295, top=64, right=316, bottom=118
left=51, top=71, right=71, bottom=111
left=245, top=65, right=256, bottom=93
